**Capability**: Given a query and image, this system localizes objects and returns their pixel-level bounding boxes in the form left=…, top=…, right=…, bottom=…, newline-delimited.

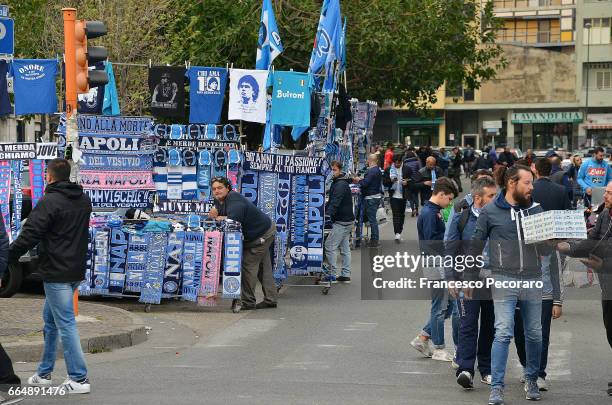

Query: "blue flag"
left=339, top=17, right=347, bottom=73
left=308, top=0, right=342, bottom=74
left=256, top=0, right=284, bottom=70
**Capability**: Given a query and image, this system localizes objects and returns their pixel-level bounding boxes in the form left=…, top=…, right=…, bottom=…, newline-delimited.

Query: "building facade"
left=373, top=0, right=612, bottom=152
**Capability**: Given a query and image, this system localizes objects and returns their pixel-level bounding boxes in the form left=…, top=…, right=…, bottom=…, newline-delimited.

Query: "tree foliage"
left=7, top=0, right=505, bottom=114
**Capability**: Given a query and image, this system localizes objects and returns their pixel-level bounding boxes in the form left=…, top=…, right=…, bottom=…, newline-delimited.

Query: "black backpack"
left=453, top=199, right=472, bottom=236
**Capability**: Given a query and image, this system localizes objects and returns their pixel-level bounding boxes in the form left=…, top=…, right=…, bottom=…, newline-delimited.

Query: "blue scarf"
left=10, top=160, right=23, bottom=237
left=212, top=150, right=226, bottom=179
left=273, top=173, right=291, bottom=283
left=109, top=228, right=128, bottom=294
left=257, top=172, right=278, bottom=222
left=240, top=170, right=259, bottom=205
left=139, top=232, right=168, bottom=304
left=197, top=150, right=212, bottom=201
left=289, top=175, right=309, bottom=275
left=29, top=159, right=45, bottom=208
left=222, top=231, right=242, bottom=299
left=182, top=231, right=204, bottom=302
left=79, top=228, right=95, bottom=296
left=162, top=231, right=184, bottom=297
left=0, top=162, right=11, bottom=241
left=92, top=229, right=110, bottom=295
left=125, top=232, right=150, bottom=293
left=307, top=175, right=325, bottom=273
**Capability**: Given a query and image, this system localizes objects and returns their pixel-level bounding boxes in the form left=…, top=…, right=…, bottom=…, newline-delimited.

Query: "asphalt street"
left=10, top=178, right=612, bottom=405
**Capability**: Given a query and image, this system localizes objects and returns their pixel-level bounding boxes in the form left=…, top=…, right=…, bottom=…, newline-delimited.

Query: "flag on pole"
left=256, top=0, right=284, bottom=70
left=339, top=17, right=347, bottom=73
left=308, top=0, right=342, bottom=74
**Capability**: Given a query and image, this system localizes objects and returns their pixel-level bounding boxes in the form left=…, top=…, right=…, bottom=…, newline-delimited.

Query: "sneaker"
left=409, top=335, right=432, bottom=358
left=488, top=387, right=505, bottom=405
left=394, top=233, right=401, bottom=243
left=524, top=379, right=541, bottom=401
left=456, top=371, right=474, bottom=389
left=27, top=373, right=52, bottom=386
left=431, top=348, right=454, bottom=362
left=537, top=377, right=548, bottom=391
left=481, top=374, right=492, bottom=385
left=61, top=378, right=91, bottom=394
left=337, top=276, right=351, bottom=284
left=255, top=301, right=277, bottom=309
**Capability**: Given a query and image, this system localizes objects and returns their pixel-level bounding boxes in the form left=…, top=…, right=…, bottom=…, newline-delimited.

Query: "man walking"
left=389, top=154, right=411, bottom=242
left=9, top=159, right=92, bottom=394
left=448, top=147, right=464, bottom=193
left=577, top=146, right=612, bottom=207
left=446, top=176, right=498, bottom=389
left=324, top=161, right=355, bottom=283
left=415, top=156, right=443, bottom=207
left=355, top=154, right=383, bottom=247
left=468, top=164, right=547, bottom=405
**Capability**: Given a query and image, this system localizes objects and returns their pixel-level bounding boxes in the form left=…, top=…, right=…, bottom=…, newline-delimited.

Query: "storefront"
left=398, top=118, right=444, bottom=147
left=482, top=120, right=507, bottom=149
left=511, top=111, right=582, bottom=151
left=585, top=113, right=612, bottom=148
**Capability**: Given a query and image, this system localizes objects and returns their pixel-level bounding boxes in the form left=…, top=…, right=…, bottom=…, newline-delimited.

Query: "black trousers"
left=389, top=197, right=406, bottom=235
left=603, top=299, right=612, bottom=350
left=515, top=300, right=553, bottom=379
left=0, top=343, right=20, bottom=388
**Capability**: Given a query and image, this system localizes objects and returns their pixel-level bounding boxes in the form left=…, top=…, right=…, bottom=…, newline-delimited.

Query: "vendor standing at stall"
left=208, top=177, right=278, bottom=310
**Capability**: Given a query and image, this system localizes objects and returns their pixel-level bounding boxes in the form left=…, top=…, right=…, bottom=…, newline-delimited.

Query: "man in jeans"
left=468, top=164, right=547, bottom=405
left=355, top=154, right=382, bottom=247
left=9, top=159, right=92, bottom=394
left=323, top=161, right=355, bottom=283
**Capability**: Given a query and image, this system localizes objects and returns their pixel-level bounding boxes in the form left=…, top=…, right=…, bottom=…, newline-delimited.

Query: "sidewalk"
left=0, top=297, right=147, bottom=363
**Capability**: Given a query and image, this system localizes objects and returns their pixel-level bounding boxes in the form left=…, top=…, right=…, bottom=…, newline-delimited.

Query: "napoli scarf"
left=306, top=175, right=325, bottom=273
left=212, top=150, right=227, bottom=179
left=29, top=159, right=46, bottom=208
left=10, top=160, right=23, bottom=237
left=125, top=232, right=150, bottom=293
left=240, top=170, right=259, bottom=205
left=181, top=231, right=204, bottom=302
left=92, top=229, right=110, bottom=295
left=197, top=150, right=212, bottom=201
left=109, top=228, right=129, bottom=294
left=289, top=175, right=309, bottom=275
left=227, top=149, right=241, bottom=191
left=153, top=150, right=168, bottom=200
left=273, top=173, right=291, bottom=282
left=167, top=149, right=183, bottom=200
left=139, top=232, right=168, bottom=304
left=257, top=172, right=278, bottom=221
left=162, top=231, right=184, bottom=297
left=181, top=166, right=197, bottom=200
left=0, top=162, right=11, bottom=241
left=198, top=230, right=222, bottom=306
left=79, top=228, right=94, bottom=296
left=222, top=231, right=242, bottom=299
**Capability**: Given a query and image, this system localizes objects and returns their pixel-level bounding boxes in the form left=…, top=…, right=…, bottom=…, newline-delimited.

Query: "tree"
left=7, top=0, right=505, bottom=115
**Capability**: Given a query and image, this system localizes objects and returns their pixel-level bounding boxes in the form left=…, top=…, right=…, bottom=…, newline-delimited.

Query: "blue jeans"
left=422, top=288, right=459, bottom=348
left=364, top=198, right=380, bottom=241
left=38, top=282, right=88, bottom=381
left=324, top=222, right=352, bottom=277
left=490, top=275, right=542, bottom=389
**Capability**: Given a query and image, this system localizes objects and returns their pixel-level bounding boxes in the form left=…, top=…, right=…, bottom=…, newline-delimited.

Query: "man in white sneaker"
left=9, top=159, right=92, bottom=394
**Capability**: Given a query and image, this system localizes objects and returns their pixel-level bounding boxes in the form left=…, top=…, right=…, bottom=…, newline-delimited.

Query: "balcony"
left=493, top=0, right=574, bottom=9
left=498, top=29, right=572, bottom=46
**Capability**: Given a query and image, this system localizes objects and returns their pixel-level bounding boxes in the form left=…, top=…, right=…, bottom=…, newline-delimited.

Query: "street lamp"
left=585, top=21, right=592, bottom=146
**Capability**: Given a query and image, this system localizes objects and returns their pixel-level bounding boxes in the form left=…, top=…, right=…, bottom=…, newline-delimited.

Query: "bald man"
left=354, top=154, right=383, bottom=247
left=415, top=156, right=444, bottom=206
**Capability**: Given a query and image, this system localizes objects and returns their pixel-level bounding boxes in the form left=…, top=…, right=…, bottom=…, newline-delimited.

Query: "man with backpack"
left=446, top=176, right=498, bottom=390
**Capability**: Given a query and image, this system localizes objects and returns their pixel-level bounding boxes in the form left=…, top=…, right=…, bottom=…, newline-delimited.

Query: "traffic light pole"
left=62, top=8, right=79, bottom=316
left=62, top=8, right=78, bottom=119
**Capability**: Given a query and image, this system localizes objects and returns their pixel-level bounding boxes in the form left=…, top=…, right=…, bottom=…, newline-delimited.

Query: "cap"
left=545, top=150, right=558, bottom=158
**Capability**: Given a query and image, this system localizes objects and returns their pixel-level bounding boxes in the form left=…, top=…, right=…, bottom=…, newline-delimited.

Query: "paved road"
left=11, top=181, right=612, bottom=405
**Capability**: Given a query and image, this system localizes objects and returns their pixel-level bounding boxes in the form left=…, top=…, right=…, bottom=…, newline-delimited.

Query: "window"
left=597, top=71, right=612, bottom=89
left=584, top=17, right=612, bottom=45
left=538, top=20, right=551, bottom=42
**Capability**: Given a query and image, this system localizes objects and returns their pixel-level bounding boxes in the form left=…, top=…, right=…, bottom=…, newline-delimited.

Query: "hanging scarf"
left=0, top=162, right=11, bottom=242
left=240, top=170, right=259, bottom=205
left=167, top=149, right=183, bottom=200
left=79, top=228, right=95, bottom=296
left=108, top=228, right=128, bottom=294
left=10, top=160, right=23, bottom=237
left=162, top=231, right=184, bottom=297
left=29, top=159, right=45, bottom=208
left=273, top=173, right=291, bottom=282
left=92, top=229, right=110, bottom=295
left=198, top=230, right=222, bottom=306
left=139, top=232, right=168, bottom=304
left=125, top=232, right=150, bottom=293
left=226, top=149, right=241, bottom=191
left=153, top=150, right=168, bottom=200
left=257, top=172, right=278, bottom=221
left=289, top=175, right=309, bottom=275
left=307, top=175, right=325, bottom=273
left=222, top=231, right=242, bottom=299
left=197, top=150, right=212, bottom=201
left=212, top=149, right=227, bottom=179
left=182, top=231, right=204, bottom=302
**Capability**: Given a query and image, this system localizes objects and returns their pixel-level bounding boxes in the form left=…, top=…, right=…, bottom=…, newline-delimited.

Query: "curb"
left=3, top=303, right=148, bottom=363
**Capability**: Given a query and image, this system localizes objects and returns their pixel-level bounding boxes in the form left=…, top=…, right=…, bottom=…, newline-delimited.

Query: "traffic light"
left=74, top=20, right=108, bottom=94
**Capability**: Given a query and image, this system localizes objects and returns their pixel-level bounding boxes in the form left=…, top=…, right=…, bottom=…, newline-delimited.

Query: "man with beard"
left=467, top=165, right=547, bottom=405
left=152, top=72, right=178, bottom=107
left=577, top=146, right=612, bottom=207
left=557, top=180, right=612, bottom=397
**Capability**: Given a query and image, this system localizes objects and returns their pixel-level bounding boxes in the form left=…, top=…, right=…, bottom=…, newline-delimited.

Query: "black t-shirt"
left=214, top=191, right=272, bottom=242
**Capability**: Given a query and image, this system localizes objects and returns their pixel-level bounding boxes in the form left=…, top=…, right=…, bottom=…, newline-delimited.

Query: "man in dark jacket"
left=415, top=156, right=443, bottom=206
left=498, top=147, right=516, bottom=167
left=557, top=180, right=612, bottom=397
left=403, top=151, right=422, bottom=216
left=514, top=158, right=569, bottom=392
left=468, top=164, right=547, bottom=404
left=9, top=159, right=92, bottom=394
left=324, top=161, right=355, bottom=283
left=355, top=154, right=383, bottom=247
left=548, top=155, right=572, bottom=201
left=448, top=147, right=463, bottom=193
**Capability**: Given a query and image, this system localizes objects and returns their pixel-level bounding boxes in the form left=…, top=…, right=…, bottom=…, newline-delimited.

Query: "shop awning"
left=585, top=124, right=612, bottom=130
left=397, top=118, right=444, bottom=126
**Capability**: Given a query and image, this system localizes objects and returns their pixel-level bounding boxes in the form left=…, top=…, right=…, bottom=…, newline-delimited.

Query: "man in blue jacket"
left=324, top=161, right=355, bottom=283
left=446, top=176, right=498, bottom=390
left=355, top=154, right=383, bottom=247
left=577, top=146, right=612, bottom=207
left=467, top=164, right=547, bottom=405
